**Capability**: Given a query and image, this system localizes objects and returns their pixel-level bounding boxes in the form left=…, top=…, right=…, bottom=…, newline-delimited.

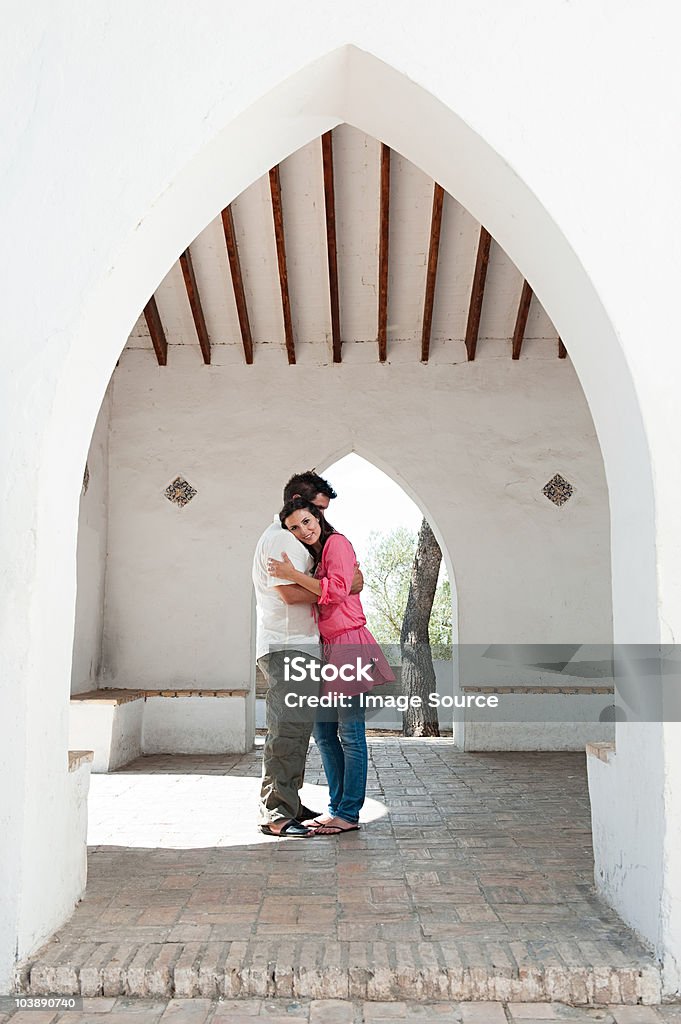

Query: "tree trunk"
left=400, top=518, right=441, bottom=736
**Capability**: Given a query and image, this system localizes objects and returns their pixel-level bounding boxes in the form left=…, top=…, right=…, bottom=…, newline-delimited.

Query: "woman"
left=267, top=498, right=394, bottom=835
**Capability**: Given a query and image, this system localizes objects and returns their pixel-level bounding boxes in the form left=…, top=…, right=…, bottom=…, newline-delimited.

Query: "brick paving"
left=2, top=997, right=681, bottom=1022
left=15, top=740, right=663, bottom=1004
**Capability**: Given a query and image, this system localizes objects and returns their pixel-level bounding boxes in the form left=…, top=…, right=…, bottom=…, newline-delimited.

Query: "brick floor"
left=3, top=1000, right=681, bottom=1022
left=14, top=740, right=663, bottom=1003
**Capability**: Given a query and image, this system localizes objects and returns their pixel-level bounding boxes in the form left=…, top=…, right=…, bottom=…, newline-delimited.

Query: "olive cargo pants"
left=257, top=648, right=320, bottom=824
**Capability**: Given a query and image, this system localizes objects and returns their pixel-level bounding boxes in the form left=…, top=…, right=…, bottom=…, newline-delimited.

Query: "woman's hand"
left=268, top=552, right=298, bottom=581
left=268, top=551, right=323, bottom=598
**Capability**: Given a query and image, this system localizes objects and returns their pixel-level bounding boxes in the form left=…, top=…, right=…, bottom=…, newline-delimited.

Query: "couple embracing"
left=252, top=471, right=394, bottom=838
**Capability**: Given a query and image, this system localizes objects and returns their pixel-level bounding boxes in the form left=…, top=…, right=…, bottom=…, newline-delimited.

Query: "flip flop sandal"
left=312, top=823, right=360, bottom=835
left=259, top=820, right=311, bottom=838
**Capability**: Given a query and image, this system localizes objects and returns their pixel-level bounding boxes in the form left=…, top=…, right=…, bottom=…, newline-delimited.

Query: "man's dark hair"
left=283, top=470, right=337, bottom=504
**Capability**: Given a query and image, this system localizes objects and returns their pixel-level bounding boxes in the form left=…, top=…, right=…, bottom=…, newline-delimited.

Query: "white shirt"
left=252, top=515, right=320, bottom=661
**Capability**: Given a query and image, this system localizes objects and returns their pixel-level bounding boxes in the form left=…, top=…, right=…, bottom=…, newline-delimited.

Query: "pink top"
left=315, top=534, right=367, bottom=641
left=315, top=533, right=395, bottom=697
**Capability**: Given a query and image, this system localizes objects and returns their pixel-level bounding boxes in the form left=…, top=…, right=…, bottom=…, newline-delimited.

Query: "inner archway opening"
left=252, top=451, right=458, bottom=740
left=69, top=123, right=614, bottom=767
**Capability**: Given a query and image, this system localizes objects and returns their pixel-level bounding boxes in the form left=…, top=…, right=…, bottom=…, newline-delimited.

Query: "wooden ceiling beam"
left=221, top=204, right=254, bottom=365
left=511, top=280, right=533, bottom=360
left=179, top=247, right=211, bottom=365
left=421, top=183, right=445, bottom=363
left=143, top=296, right=168, bottom=366
left=558, top=337, right=567, bottom=359
left=378, top=143, right=391, bottom=363
left=464, top=226, right=492, bottom=361
left=321, top=132, right=342, bottom=363
left=269, top=165, right=296, bottom=365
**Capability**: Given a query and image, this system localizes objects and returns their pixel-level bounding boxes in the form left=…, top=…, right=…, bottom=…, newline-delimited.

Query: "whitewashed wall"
left=3, top=0, right=681, bottom=993
left=71, top=383, right=112, bottom=694
left=97, top=348, right=611, bottom=691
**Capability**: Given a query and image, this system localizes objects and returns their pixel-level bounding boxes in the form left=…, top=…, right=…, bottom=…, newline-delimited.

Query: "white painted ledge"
left=586, top=740, right=616, bottom=763
left=67, top=749, right=94, bottom=772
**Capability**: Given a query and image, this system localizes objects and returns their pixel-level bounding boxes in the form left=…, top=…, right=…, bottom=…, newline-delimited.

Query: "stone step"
left=15, top=939, right=662, bottom=1004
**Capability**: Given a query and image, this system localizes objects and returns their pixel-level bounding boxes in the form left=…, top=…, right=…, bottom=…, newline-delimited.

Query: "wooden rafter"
left=378, top=144, right=391, bottom=362
left=464, top=226, right=492, bottom=361
left=143, top=296, right=168, bottom=366
left=511, top=280, right=533, bottom=360
left=421, top=183, right=445, bottom=363
left=268, top=165, right=296, bottom=365
left=221, top=204, right=254, bottom=365
left=179, top=247, right=211, bottom=365
left=321, top=132, right=342, bottom=363
left=558, top=337, right=567, bottom=359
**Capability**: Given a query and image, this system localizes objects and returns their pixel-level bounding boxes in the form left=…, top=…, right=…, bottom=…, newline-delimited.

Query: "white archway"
left=47, top=46, right=658, bottom=642
left=3, top=42, right=673, bottom=990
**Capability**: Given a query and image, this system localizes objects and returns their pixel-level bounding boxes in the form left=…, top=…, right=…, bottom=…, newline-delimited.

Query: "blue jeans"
left=312, top=696, right=367, bottom=824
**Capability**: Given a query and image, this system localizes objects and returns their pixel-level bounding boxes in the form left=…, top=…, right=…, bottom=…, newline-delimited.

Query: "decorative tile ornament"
left=164, top=476, right=197, bottom=508
left=82, top=462, right=89, bottom=495
left=542, top=473, right=574, bottom=506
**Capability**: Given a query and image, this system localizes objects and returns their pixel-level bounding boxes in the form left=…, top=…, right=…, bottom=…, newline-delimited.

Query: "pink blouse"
left=315, top=534, right=367, bottom=641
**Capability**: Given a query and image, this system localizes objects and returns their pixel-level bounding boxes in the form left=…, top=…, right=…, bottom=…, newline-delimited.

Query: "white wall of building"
left=2, top=0, right=681, bottom=992
left=98, top=349, right=611, bottom=694
left=71, top=383, right=112, bottom=694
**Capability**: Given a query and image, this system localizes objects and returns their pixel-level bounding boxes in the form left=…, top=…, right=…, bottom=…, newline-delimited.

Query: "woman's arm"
left=267, top=552, right=322, bottom=596
left=317, top=535, right=355, bottom=605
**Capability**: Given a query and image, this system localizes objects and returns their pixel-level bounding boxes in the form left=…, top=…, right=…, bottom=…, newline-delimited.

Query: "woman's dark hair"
left=279, top=497, right=336, bottom=569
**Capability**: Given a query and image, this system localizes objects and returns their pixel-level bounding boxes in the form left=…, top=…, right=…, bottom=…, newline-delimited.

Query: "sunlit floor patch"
left=88, top=746, right=387, bottom=848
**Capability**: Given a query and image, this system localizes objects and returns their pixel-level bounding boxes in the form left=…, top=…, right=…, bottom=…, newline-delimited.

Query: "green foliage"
left=362, top=525, right=453, bottom=660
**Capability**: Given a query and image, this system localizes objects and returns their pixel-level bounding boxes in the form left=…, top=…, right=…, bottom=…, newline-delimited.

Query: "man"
left=282, top=470, right=336, bottom=510
left=253, top=471, right=362, bottom=837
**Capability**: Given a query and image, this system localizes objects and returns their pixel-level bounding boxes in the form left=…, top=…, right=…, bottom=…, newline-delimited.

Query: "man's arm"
left=275, top=583, right=318, bottom=605
left=265, top=528, right=316, bottom=602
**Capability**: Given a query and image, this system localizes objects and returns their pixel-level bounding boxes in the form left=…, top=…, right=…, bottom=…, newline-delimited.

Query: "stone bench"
left=457, top=684, right=616, bottom=750
left=69, top=688, right=252, bottom=772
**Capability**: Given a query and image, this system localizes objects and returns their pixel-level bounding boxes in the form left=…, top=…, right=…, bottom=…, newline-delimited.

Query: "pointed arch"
left=7, top=40, right=665, bottom=988
left=316, top=443, right=459, bottom=622
left=53, top=52, right=657, bottom=952
left=49, top=44, right=656, bottom=648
